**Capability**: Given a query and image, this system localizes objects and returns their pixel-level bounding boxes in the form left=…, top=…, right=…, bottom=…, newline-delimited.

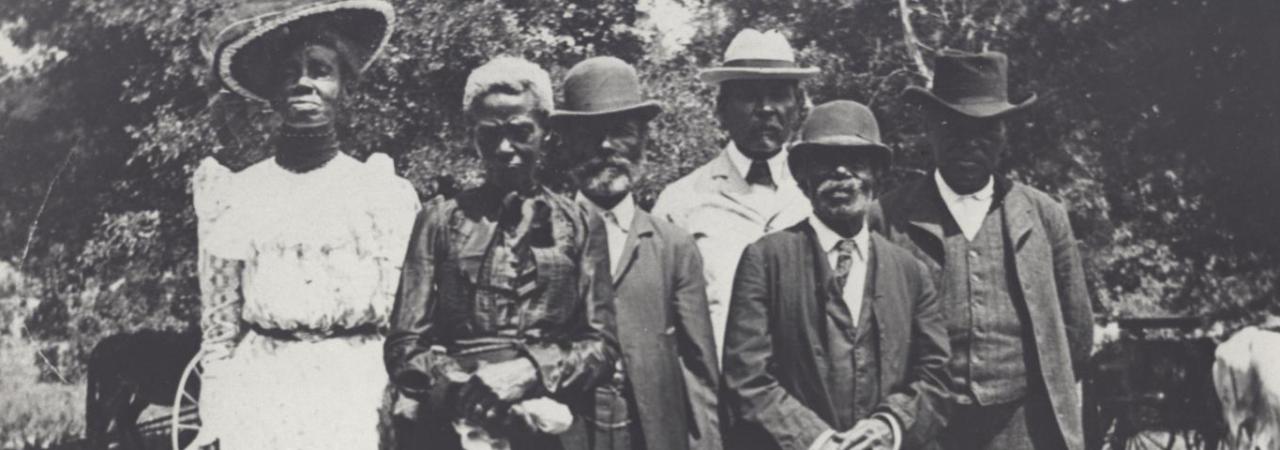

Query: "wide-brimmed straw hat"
left=203, top=0, right=395, bottom=102
left=699, top=29, right=820, bottom=84
left=903, top=50, right=1036, bottom=118
left=789, top=100, right=892, bottom=171
left=550, top=56, right=662, bottom=123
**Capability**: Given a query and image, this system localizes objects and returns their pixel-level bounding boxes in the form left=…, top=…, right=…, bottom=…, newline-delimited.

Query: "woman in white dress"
left=192, top=1, right=418, bottom=448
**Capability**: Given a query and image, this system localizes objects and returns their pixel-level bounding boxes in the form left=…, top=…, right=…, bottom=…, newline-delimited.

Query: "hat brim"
left=216, top=0, right=395, bottom=102
left=549, top=101, right=663, bottom=123
left=788, top=141, right=893, bottom=171
left=700, top=67, right=820, bottom=84
left=902, top=86, right=1037, bottom=119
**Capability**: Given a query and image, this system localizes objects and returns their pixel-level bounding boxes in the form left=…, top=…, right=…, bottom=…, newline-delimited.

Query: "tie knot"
left=745, top=159, right=776, bottom=188
left=837, top=238, right=859, bottom=256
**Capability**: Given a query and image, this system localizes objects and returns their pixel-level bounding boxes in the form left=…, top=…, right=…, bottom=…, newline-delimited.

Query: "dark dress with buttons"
left=384, top=185, right=620, bottom=449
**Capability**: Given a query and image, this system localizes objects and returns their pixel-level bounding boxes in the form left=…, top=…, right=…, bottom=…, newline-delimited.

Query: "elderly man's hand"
left=456, top=358, right=540, bottom=422
left=835, top=417, right=895, bottom=450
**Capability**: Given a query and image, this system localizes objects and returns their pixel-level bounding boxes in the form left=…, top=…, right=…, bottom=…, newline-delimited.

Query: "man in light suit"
left=723, top=101, right=952, bottom=450
left=873, top=51, right=1093, bottom=450
left=652, top=29, right=818, bottom=355
left=553, top=57, right=722, bottom=450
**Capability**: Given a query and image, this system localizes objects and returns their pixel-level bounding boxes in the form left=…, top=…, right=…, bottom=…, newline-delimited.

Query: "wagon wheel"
left=1109, top=428, right=1211, bottom=450
left=1177, top=428, right=1221, bottom=450
left=170, top=354, right=212, bottom=450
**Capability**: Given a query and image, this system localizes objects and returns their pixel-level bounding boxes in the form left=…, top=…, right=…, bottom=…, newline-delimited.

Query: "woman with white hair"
left=193, top=1, right=418, bottom=448
left=384, top=56, right=620, bottom=450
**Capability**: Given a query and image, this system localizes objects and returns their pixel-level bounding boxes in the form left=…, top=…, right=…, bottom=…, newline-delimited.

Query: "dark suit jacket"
left=722, top=220, right=952, bottom=450
left=589, top=210, right=721, bottom=450
left=872, top=177, right=1093, bottom=450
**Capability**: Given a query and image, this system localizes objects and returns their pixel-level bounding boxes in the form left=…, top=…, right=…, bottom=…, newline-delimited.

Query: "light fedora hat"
left=699, top=28, right=820, bottom=84
left=203, top=0, right=396, bottom=102
left=788, top=100, right=892, bottom=171
left=903, top=50, right=1037, bottom=118
left=551, top=56, right=663, bottom=122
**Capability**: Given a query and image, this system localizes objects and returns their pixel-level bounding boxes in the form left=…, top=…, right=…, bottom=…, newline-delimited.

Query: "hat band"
left=567, top=97, right=648, bottom=113
left=933, top=94, right=1008, bottom=105
left=723, top=59, right=798, bottom=69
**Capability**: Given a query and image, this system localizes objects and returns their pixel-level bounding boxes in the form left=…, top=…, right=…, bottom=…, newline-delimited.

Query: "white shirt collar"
left=934, top=169, right=994, bottom=203
left=726, top=141, right=792, bottom=184
left=576, top=192, right=635, bottom=232
left=809, top=214, right=869, bottom=259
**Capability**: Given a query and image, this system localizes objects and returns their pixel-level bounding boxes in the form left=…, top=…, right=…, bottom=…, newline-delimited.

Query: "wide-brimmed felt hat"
left=203, top=0, right=395, bottom=102
left=699, top=29, right=820, bottom=84
left=903, top=50, right=1036, bottom=118
left=551, top=56, right=662, bottom=123
left=789, top=100, right=892, bottom=171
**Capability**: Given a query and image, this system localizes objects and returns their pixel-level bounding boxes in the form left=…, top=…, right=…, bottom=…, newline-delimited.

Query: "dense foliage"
left=1, top=0, right=1277, bottom=379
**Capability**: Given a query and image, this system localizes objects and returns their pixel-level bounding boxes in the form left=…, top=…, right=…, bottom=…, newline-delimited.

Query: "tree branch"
left=898, top=0, right=933, bottom=85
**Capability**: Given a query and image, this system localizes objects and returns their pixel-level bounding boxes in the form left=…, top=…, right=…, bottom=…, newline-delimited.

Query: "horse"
left=85, top=329, right=200, bottom=450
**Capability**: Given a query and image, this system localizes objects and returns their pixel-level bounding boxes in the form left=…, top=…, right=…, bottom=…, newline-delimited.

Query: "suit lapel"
left=613, top=210, right=654, bottom=285
left=856, top=236, right=881, bottom=340
left=904, top=178, right=949, bottom=260
left=795, top=221, right=840, bottom=418
left=1000, top=182, right=1035, bottom=251
left=704, top=149, right=782, bottom=223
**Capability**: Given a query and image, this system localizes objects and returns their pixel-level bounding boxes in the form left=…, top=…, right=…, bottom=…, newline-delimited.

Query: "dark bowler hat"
left=903, top=50, right=1037, bottom=118
left=201, top=0, right=396, bottom=102
left=550, top=57, right=662, bottom=123
left=789, top=100, right=892, bottom=171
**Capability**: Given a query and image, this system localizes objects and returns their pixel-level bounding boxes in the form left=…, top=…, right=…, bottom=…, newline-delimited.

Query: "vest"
left=942, top=205, right=1029, bottom=405
left=822, top=257, right=880, bottom=429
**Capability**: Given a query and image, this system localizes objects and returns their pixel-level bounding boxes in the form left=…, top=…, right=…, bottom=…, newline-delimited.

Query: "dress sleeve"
left=197, top=158, right=253, bottom=261
left=193, top=157, right=246, bottom=363
left=363, top=154, right=422, bottom=314
left=385, top=200, right=454, bottom=399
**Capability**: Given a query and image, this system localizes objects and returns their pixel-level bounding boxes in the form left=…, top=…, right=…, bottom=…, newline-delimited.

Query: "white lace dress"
left=193, top=152, right=418, bottom=449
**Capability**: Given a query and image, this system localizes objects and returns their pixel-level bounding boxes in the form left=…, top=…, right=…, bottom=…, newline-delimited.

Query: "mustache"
left=817, top=179, right=863, bottom=196
left=576, top=156, right=634, bottom=174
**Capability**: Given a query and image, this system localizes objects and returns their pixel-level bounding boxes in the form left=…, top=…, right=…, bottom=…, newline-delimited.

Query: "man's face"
left=269, top=44, right=344, bottom=129
left=472, top=91, right=546, bottom=192
left=796, top=150, right=878, bottom=230
left=925, top=106, right=1008, bottom=194
left=561, top=113, right=649, bottom=202
left=717, top=79, right=802, bottom=159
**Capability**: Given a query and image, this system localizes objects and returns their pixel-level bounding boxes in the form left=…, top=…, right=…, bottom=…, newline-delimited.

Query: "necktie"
left=745, top=159, right=776, bottom=189
left=834, top=238, right=859, bottom=291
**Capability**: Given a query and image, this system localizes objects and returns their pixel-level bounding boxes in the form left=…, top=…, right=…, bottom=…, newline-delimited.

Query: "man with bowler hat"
left=723, top=100, right=952, bottom=450
left=873, top=51, right=1093, bottom=450
left=551, top=56, right=721, bottom=450
left=652, top=29, right=818, bottom=357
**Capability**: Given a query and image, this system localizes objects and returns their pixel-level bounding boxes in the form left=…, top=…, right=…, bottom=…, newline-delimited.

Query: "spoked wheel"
left=171, top=354, right=209, bottom=450
left=1121, top=431, right=1176, bottom=450
left=1108, top=429, right=1216, bottom=450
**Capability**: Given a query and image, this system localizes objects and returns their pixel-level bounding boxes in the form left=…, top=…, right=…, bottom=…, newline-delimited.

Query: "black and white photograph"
left=0, top=0, right=1277, bottom=449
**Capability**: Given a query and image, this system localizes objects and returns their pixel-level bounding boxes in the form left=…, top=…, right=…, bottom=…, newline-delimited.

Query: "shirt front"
left=935, top=170, right=995, bottom=241
left=807, top=215, right=869, bottom=323
left=577, top=193, right=636, bottom=276
left=726, top=141, right=796, bottom=203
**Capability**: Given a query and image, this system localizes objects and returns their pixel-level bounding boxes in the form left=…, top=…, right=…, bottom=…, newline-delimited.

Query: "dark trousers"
left=938, top=389, right=1066, bottom=450
left=559, top=386, right=645, bottom=450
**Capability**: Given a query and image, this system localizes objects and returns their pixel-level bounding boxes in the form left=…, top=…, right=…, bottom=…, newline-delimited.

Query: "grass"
left=0, top=335, right=84, bottom=450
